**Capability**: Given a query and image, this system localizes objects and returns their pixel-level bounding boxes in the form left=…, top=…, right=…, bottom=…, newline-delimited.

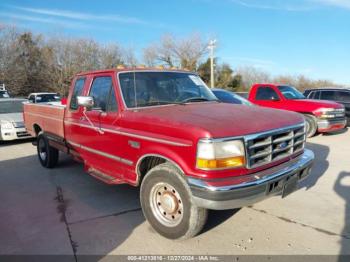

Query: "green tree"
left=216, top=63, right=234, bottom=88
left=198, top=59, right=242, bottom=90
left=197, top=58, right=212, bottom=84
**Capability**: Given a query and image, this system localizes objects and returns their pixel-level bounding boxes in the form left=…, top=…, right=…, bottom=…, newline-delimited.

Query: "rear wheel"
left=37, top=133, right=59, bottom=168
left=140, top=163, right=208, bottom=240
left=304, top=114, right=318, bottom=138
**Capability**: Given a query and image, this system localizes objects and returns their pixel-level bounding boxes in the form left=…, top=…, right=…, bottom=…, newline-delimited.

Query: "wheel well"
left=33, top=124, right=42, bottom=137
left=137, top=155, right=183, bottom=185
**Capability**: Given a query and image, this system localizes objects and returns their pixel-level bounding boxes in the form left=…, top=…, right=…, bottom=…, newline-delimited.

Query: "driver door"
left=80, top=75, right=125, bottom=180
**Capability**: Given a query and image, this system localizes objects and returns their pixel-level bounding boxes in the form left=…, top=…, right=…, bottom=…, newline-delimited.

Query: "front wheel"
left=37, top=133, right=59, bottom=168
left=304, top=114, right=318, bottom=138
left=140, top=163, right=208, bottom=240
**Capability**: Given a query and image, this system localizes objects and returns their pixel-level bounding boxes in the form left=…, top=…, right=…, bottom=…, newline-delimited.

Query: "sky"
left=0, top=0, right=350, bottom=84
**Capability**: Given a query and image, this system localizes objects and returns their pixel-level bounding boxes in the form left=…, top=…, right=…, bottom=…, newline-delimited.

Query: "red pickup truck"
left=248, top=84, right=347, bottom=137
left=24, top=68, right=314, bottom=239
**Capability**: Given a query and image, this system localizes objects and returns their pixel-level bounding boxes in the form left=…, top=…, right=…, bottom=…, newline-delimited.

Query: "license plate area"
left=267, top=173, right=299, bottom=197
left=282, top=175, right=298, bottom=198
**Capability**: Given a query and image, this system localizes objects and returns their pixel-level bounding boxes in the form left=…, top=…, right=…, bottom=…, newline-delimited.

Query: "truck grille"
left=16, top=131, right=31, bottom=137
left=246, top=124, right=306, bottom=168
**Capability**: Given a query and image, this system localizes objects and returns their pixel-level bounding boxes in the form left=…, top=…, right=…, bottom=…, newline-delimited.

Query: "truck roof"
left=75, top=67, right=192, bottom=77
left=253, top=83, right=289, bottom=87
left=304, top=87, right=350, bottom=92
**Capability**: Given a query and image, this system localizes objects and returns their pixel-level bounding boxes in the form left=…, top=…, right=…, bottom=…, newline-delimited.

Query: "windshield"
left=0, top=91, right=10, bottom=98
left=36, top=94, right=61, bottom=103
left=213, top=90, right=253, bottom=106
left=278, top=86, right=305, bottom=99
left=118, top=72, right=218, bottom=108
left=0, top=101, right=24, bottom=114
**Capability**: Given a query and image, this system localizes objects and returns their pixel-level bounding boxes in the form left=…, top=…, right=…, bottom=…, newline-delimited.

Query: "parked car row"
left=214, top=84, right=347, bottom=137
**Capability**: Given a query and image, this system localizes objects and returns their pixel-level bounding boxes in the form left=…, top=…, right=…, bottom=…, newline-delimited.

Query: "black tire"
left=37, top=132, right=59, bottom=168
left=304, top=114, right=318, bottom=138
left=140, top=162, right=208, bottom=240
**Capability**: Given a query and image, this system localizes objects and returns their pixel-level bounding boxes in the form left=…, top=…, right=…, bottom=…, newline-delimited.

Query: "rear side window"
left=336, top=91, right=350, bottom=101
left=89, top=76, right=118, bottom=112
left=255, top=87, right=279, bottom=100
left=320, top=91, right=336, bottom=100
left=70, top=78, right=86, bottom=110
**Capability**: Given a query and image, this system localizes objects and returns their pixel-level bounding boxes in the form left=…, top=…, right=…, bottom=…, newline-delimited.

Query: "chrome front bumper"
left=317, top=118, right=347, bottom=131
left=188, top=149, right=315, bottom=210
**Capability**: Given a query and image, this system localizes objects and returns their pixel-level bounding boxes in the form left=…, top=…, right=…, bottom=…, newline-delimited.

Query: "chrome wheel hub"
left=150, top=182, right=183, bottom=227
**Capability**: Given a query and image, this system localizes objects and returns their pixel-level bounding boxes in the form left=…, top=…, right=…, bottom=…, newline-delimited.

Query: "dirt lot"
left=0, top=130, right=350, bottom=258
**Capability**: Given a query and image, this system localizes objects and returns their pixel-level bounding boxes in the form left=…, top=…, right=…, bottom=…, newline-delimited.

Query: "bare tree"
left=273, top=74, right=342, bottom=91
left=0, top=24, right=344, bottom=97
left=236, top=66, right=271, bottom=90
left=143, top=33, right=208, bottom=70
left=98, top=44, right=124, bottom=68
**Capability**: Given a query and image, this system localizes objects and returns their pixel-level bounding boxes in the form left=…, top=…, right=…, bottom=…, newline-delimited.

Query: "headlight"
left=0, top=120, right=14, bottom=130
left=316, top=108, right=345, bottom=119
left=196, top=139, right=245, bottom=170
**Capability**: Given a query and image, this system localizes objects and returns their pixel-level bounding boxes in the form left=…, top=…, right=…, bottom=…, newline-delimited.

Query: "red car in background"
left=248, top=84, right=347, bottom=137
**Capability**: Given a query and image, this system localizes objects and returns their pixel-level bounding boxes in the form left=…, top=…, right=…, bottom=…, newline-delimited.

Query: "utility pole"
left=208, top=39, right=216, bottom=88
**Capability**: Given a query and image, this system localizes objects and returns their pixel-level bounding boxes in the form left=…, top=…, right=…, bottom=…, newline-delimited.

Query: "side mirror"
left=77, top=96, right=94, bottom=109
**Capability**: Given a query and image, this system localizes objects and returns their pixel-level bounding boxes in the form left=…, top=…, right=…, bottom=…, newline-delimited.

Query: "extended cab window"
left=89, top=76, right=118, bottom=112
left=255, top=86, right=279, bottom=100
left=70, top=78, right=85, bottom=110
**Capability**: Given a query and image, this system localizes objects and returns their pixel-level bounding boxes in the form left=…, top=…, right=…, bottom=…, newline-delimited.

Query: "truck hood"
left=0, top=113, right=23, bottom=123
left=121, top=102, right=304, bottom=140
left=291, top=99, right=343, bottom=109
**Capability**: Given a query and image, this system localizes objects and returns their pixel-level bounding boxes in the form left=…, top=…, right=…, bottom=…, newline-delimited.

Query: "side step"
left=87, top=168, right=122, bottom=184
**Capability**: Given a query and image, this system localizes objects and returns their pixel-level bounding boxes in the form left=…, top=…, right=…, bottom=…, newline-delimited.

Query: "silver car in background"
left=0, top=98, right=32, bottom=141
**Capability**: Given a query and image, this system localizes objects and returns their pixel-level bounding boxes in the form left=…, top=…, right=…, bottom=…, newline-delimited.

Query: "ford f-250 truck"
left=248, top=84, right=347, bottom=138
left=24, top=68, right=314, bottom=239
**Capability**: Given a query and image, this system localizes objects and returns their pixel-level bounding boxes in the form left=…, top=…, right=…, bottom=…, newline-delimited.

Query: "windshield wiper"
left=181, top=97, right=215, bottom=103
left=140, top=101, right=186, bottom=107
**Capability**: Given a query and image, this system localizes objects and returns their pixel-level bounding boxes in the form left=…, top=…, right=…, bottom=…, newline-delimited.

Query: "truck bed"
left=24, top=103, right=65, bottom=138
